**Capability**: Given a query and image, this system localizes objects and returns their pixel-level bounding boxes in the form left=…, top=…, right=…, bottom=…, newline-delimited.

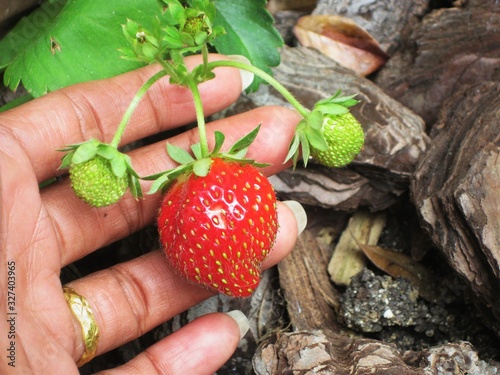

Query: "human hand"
left=0, top=54, right=305, bottom=374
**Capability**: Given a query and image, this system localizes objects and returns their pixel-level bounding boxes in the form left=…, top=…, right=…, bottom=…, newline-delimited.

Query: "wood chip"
left=328, top=209, right=386, bottom=285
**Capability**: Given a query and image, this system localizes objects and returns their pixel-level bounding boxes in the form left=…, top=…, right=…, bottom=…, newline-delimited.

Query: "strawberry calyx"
left=161, top=0, right=223, bottom=50
left=144, top=125, right=267, bottom=194
left=121, top=0, right=224, bottom=67
left=284, top=90, right=361, bottom=168
left=59, top=139, right=142, bottom=206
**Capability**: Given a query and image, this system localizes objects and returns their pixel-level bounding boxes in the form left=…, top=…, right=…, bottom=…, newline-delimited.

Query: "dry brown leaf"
left=293, top=14, right=389, bottom=76
left=352, top=238, right=439, bottom=302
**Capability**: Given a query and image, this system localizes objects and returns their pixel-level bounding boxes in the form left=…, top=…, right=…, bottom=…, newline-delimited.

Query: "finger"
left=263, top=200, right=306, bottom=269
left=0, top=54, right=243, bottom=183
left=0, top=146, right=80, bottom=374
left=41, top=106, right=302, bottom=267
left=63, top=201, right=301, bottom=360
left=95, top=312, right=244, bottom=375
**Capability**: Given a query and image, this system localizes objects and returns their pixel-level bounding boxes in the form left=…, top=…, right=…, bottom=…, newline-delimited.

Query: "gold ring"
left=63, top=286, right=100, bottom=367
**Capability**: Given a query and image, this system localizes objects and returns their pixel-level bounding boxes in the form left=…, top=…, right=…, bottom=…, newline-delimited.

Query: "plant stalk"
left=206, top=59, right=310, bottom=118
left=110, top=69, right=168, bottom=148
left=201, top=43, right=209, bottom=70
left=186, top=76, right=210, bottom=157
left=155, top=55, right=183, bottom=83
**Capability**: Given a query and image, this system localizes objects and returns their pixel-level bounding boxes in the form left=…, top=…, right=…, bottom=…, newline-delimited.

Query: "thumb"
left=95, top=311, right=249, bottom=375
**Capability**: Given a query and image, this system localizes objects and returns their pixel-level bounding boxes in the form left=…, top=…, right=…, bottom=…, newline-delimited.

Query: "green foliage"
left=0, top=0, right=165, bottom=97
left=121, top=0, right=224, bottom=63
left=0, top=0, right=66, bottom=71
left=212, top=0, right=283, bottom=92
left=0, top=0, right=282, bottom=97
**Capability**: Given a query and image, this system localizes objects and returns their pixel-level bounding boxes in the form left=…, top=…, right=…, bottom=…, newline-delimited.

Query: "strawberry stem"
left=110, top=69, right=168, bottom=149
left=186, top=76, right=210, bottom=157
left=202, top=44, right=209, bottom=71
left=206, top=59, right=310, bottom=119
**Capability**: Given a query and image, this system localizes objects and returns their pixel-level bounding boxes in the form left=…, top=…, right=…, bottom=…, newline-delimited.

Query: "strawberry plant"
left=0, top=0, right=365, bottom=297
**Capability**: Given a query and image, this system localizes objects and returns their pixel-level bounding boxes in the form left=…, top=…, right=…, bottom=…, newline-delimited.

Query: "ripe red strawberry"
left=157, top=158, right=278, bottom=297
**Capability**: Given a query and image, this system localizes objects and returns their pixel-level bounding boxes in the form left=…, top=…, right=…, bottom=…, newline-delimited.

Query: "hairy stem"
left=110, top=69, right=168, bottom=148
left=154, top=55, right=183, bottom=83
left=186, top=77, right=209, bottom=157
left=206, top=59, right=310, bottom=118
left=202, top=43, right=209, bottom=70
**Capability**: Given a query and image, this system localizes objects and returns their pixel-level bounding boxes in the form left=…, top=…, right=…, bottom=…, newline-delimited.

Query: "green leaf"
left=228, top=124, right=260, bottom=155
left=191, top=63, right=215, bottom=83
left=212, top=131, right=225, bottom=154
left=193, top=158, right=211, bottom=177
left=0, top=0, right=283, bottom=97
left=128, top=173, right=143, bottom=199
left=315, top=103, right=349, bottom=116
left=59, top=150, right=75, bottom=169
left=0, top=0, right=165, bottom=97
left=96, top=144, right=118, bottom=160
left=0, top=0, right=284, bottom=97
left=165, top=1, right=186, bottom=25
left=147, top=164, right=191, bottom=194
left=110, top=154, right=127, bottom=178
left=164, top=26, right=185, bottom=48
left=306, top=110, right=323, bottom=130
left=194, top=31, right=208, bottom=45
left=305, top=127, right=328, bottom=151
left=72, top=140, right=99, bottom=164
left=299, top=132, right=310, bottom=168
left=190, top=142, right=203, bottom=159
left=148, top=173, right=173, bottom=194
left=124, top=154, right=140, bottom=178
left=0, top=0, right=66, bottom=71
left=211, top=0, right=283, bottom=92
left=227, top=148, right=248, bottom=160
left=284, top=133, right=300, bottom=164
left=315, top=91, right=359, bottom=107
left=166, top=143, right=195, bottom=164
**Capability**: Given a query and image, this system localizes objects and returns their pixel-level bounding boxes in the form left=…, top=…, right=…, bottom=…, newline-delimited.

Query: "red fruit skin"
left=157, top=158, right=278, bottom=297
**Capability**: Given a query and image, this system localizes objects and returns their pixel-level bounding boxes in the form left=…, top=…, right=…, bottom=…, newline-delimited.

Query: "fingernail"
left=283, top=200, right=307, bottom=235
left=226, top=54, right=254, bottom=92
left=225, top=310, right=250, bottom=340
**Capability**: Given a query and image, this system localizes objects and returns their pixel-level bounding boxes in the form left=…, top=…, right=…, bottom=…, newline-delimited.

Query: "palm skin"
left=0, top=54, right=302, bottom=374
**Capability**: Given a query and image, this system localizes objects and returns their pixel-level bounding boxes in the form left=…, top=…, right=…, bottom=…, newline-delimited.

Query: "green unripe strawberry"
left=59, top=140, right=143, bottom=208
left=69, top=155, right=128, bottom=207
left=311, top=112, right=364, bottom=168
left=184, top=15, right=207, bottom=36
left=285, top=90, right=364, bottom=169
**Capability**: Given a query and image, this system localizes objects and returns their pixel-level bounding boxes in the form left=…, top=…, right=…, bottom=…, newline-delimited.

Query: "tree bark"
left=375, top=1, right=500, bottom=125
left=0, top=0, right=40, bottom=26
left=220, top=46, right=429, bottom=212
left=411, top=81, right=500, bottom=323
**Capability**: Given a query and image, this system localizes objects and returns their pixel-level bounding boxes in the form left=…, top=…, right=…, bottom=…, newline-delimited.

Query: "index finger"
left=0, top=54, right=243, bottom=182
